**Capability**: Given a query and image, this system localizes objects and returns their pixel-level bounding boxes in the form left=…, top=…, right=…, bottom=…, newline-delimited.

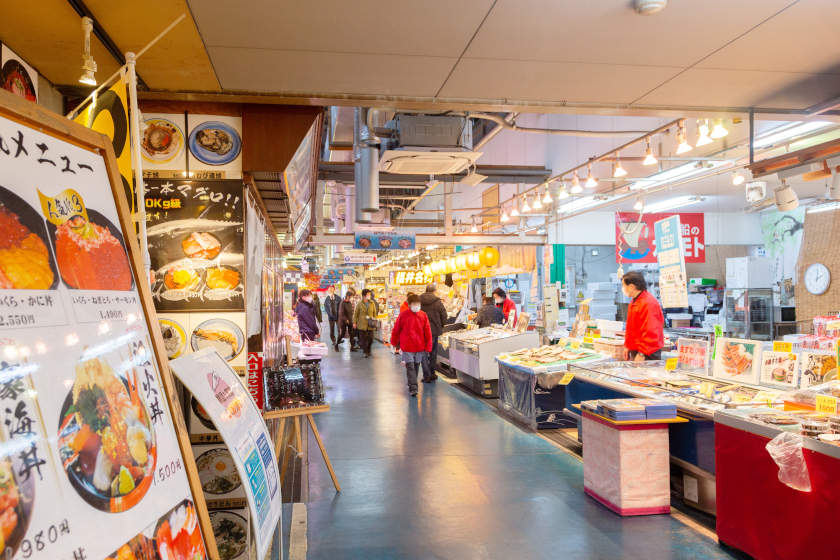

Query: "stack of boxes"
left=586, top=282, right=618, bottom=320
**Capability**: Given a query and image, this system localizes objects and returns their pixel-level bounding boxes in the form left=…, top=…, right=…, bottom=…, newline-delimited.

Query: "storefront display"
left=447, top=327, right=539, bottom=397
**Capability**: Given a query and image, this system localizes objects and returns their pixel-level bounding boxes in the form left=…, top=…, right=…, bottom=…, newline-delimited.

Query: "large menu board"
left=0, top=103, right=208, bottom=559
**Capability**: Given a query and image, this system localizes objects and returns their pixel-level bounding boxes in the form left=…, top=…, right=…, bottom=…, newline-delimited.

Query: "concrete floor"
left=306, top=342, right=735, bottom=559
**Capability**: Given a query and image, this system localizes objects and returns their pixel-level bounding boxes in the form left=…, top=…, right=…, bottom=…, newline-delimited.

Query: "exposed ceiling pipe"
left=465, top=112, right=650, bottom=137
left=354, top=107, right=381, bottom=213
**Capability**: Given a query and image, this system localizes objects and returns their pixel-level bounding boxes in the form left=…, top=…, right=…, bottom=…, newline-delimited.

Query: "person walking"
left=353, top=289, right=378, bottom=358
left=476, top=295, right=505, bottom=328
left=390, top=294, right=432, bottom=396
left=295, top=289, right=319, bottom=342
left=324, top=285, right=341, bottom=344
left=622, top=271, right=665, bottom=361
left=419, top=284, right=447, bottom=382
left=399, top=292, right=416, bottom=314
left=336, top=288, right=358, bottom=351
left=493, top=287, right=518, bottom=325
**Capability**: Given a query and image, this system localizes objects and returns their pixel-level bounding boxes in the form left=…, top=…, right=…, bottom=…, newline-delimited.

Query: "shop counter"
left=448, top=328, right=539, bottom=397
left=715, top=409, right=840, bottom=559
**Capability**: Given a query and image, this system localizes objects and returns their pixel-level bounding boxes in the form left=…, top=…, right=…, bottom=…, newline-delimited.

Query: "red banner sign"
left=246, top=351, right=264, bottom=409
left=615, top=212, right=705, bottom=263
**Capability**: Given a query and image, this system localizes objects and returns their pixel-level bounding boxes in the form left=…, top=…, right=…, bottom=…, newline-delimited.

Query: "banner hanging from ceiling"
left=354, top=231, right=415, bottom=250
left=654, top=215, right=689, bottom=308
left=615, top=212, right=704, bottom=264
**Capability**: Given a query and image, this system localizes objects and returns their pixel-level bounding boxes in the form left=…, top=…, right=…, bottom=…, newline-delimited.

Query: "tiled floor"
left=305, top=342, right=735, bottom=559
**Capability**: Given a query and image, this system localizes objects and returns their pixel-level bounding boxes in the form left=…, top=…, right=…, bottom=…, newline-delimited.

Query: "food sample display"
left=190, top=319, right=244, bottom=361
left=498, top=344, right=604, bottom=369
left=188, top=122, right=241, bottom=166
left=141, top=118, right=184, bottom=163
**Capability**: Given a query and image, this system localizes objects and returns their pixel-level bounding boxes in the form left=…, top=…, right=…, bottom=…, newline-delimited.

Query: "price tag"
left=754, top=391, right=778, bottom=407
left=665, top=357, right=678, bottom=371
left=558, top=373, right=574, bottom=385
left=773, top=341, right=793, bottom=353
left=583, top=336, right=594, bottom=344
left=570, top=340, right=581, bottom=349
left=815, top=395, right=838, bottom=414
left=699, top=382, right=716, bottom=398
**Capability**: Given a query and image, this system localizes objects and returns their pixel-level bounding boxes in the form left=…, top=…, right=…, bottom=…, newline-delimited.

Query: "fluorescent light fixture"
left=696, top=119, right=712, bottom=147
left=557, top=196, right=602, bottom=214
left=710, top=119, right=728, bottom=139
left=732, top=172, right=745, bottom=186
left=585, top=164, right=598, bottom=188
left=643, top=138, right=657, bottom=166
left=613, top=155, right=628, bottom=178
left=627, top=159, right=729, bottom=191
left=807, top=201, right=840, bottom=214
left=752, top=121, right=833, bottom=149
left=542, top=189, right=552, bottom=204
left=521, top=197, right=532, bottom=213
left=643, top=195, right=703, bottom=213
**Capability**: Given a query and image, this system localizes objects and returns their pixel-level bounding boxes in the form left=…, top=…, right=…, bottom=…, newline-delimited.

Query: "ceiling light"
left=676, top=122, right=692, bottom=155
left=644, top=195, right=704, bottom=213
left=643, top=138, right=657, bottom=166
left=557, top=196, right=602, bottom=214
left=571, top=172, right=581, bottom=191
left=774, top=181, right=798, bottom=211
left=710, top=119, right=728, bottom=139
left=521, top=196, right=532, bottom=213
left=470, top=218, right=478, bottom=233
left=510, top=202, right=520, bottom=217
left=613, top=156, right=627, bottom=178
left=633, top=197, right=645, bottom=211
left=79, top=16, right=97, bottom=86
left=732, top=172, right=745, bottom=186
left=807, top=201, right=840, bottom=214
left=542, top=188, right=552, bottom=204
left=696, top=119, right=712, bottom=147
left=532, top=194, right=543, bottom=210
left=585, top=164, right=598, bottom=188
left=628, top=159, right=728, bottom=191
left=752, top=121, right=833, bottom=149
left=557, top=187, right=570, bottom=199
left=501, top=208, right=509, bottom=222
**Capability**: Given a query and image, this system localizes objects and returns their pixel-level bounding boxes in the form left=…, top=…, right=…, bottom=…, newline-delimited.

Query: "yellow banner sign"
left=773, top=341, right=793, bottom=353
left=816, top=395, right=838, bottom=415
left=37, top=188, right=88, bottom=226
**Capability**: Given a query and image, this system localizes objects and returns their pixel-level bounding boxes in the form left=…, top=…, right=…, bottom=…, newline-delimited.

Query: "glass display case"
left=724, top=288, right=773, bottom=341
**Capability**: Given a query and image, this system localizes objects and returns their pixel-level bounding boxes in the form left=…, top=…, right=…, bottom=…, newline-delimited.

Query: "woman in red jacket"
left=390, top=294, right=433, bottom=396
left=622, top=271, right=665, bottom=361
left=493, top=288, right=517, bottom=326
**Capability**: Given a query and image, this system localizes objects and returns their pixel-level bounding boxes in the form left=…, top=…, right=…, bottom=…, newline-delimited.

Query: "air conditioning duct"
left=353, top=144, right=371, bottom=224
left=354, top=107, right=380, bottom=214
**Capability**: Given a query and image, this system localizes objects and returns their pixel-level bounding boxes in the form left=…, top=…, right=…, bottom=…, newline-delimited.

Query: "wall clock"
left=805, top=263, right=831, bottom=295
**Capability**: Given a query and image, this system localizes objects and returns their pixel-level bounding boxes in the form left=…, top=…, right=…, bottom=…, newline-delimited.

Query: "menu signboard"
left=145, top=179, right=244, bottom=312
left=0, top=93, right=213, bottom=559
left=654, top=215, right=689, bottom=309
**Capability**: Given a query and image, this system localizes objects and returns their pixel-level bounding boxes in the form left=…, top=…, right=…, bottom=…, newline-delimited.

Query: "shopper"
left=400, top=292, right=416, bottom=314
left=390, top=294, right=433, bottom=396
left=420, top=284, right=447, bottom=382
left=312, top=290, right=323, bottom=325
left=493, top=288, right=518, bottom=325
left=324, top=285, right=341, bottom=344
left=476, top=295, right=505, bottom=328
left=336, top=289, right=358, bottom=351
left=622, top=270, right=665, bottom=361
left=353, top=288, right=378, bottom=358
left=295, top=289, right=319, bottom=342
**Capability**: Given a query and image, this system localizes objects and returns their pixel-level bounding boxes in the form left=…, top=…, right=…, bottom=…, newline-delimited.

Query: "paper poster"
left=209, top=508, right=249, bottom=560
left=187, top=115, right=242, bottom=179
left=760, top=209, right=805, bottom=304
left=170, top=349, right=282, bottom=560
left=799, top=352, right=837, bottom=388
left=157, top=312, right=190, bottom=360
left=192, top=443, right=246, bottom=509
left=141, top=112, right=188, bottom=176
left=616, top=212, right=704, bottom=263
left=712, top=337, right=762, bottom=384
left=145, top=179, right=244, bottom=312
left=654, top=215, right=689, bottom=308
left=1, top=45, right=37, bottom=103
left=759, top=351, right=799, bottom=388
left=0, top=111, right=206, bottom=559
left=189, top=312, right=247, bottom=370
left=354, top=231, right=415, bottom=250
left=245, top=192, right=265, bottom=338
left=676, top=338, right=709, bottom=372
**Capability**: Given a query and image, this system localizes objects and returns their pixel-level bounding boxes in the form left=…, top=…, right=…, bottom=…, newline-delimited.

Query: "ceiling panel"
left=697, top=0, right=840, bottom=74
left=85, top=0, right=220, bottom=91
left=635, top=68, right=840, bottom=109
left=438, top=59, right=678, bottom=104
left=465, top=0, right=795, bottom=67
left=189, top=0, right=493, bottom=57
left=208, top=47, right=455, bottom=96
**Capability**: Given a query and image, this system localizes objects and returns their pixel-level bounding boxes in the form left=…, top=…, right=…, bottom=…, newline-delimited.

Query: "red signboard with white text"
left=615, top=212, right=705, bottom=263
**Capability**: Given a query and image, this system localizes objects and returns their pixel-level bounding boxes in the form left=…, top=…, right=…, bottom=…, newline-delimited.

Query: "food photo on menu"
left=144, top=179, right=244, bottom=312
left=104, top=498, right=207, bottom=560
left=0, top=186, right=58, bottom=290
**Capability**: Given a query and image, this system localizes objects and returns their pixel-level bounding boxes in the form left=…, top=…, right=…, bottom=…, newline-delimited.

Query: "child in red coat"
left=390, top=294, right=433, bottom=396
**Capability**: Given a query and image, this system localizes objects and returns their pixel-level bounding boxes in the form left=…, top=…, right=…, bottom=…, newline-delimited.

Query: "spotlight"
left=696, top=119, right=712, bottom=147
left=557, top=187, right=570, bottom=199
left=470, top=219, right=478, bottom=233
left=633, top=197, right=645, bottom=211
left=79, top=16, right=97, bottom=86
left=613, top=155, right=627, bottom=178
left=774, top=180, right=799, bottom=211
left=585, top=164, right=598, bottom=188
left=676, top=122, right=692, bottom=155
left=510, top=202, right=520, bottom=217
left=532, top=194, right=543, bottom=210
left=521, top=196, right=532, bottom=213
left=732, top=172, right=745, bottom=186
left=711, top=119, right=729, bottom=139
left=501, top=209, right=509, bottom=222
left=542, top=188, right=552, bottom=204
left=643, top=137, right=657, bottom=166
left=570, top=174, right=583, bottom=194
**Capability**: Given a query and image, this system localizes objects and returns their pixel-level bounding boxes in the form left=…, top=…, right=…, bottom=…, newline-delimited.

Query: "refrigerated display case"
left=724, top=288, right=773, bottom=341
left=448, top=327, right=539, bottom=397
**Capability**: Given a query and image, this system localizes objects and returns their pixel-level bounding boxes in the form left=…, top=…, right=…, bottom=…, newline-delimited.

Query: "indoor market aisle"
left=306, top=344, right=734, bottom=559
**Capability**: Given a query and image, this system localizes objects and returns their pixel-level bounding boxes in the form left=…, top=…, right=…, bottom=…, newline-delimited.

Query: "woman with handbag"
left=353, top=289, right=378, bottom=358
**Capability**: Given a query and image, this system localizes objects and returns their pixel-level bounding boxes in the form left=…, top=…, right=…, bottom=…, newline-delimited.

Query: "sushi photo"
left=181, top=232, right=221, bottom=261
left=141, top=118, right=183, bottom=163
left=0, top=189, right=57, bottom=290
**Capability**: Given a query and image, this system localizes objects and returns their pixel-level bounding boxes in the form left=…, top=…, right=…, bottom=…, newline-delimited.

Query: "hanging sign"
left=343, top=251, right=376, bottom=264
left=654, top=215, right=689, bottom=308
left=0, top=92, right=212, bottom=559
left=170, top=348, right=282, bottom=560
left=354, top=231, right=415, bottom=250
left=390, top=270, right=434, bottom=286
left=615, top=212, right=704, bottom=264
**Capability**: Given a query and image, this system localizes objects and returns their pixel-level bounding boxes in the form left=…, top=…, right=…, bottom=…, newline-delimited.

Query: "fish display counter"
left=447, top=327, right=539, bottom=397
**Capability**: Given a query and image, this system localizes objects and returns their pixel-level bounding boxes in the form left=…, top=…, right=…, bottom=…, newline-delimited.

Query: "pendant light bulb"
left=585, top=163, right=598, bottom=188
left=643, top=137, right=657, bottom=166
left=542, top=188, right=553, bottom=204
left=570, top=173, right=583, bottom=194
left=532, top=193, right=543, bottom=210
left=695, top=119, right=713, bottom=147
left=732, top=172, right=745, bottom=186
left=510, top=202, right=520, bottom=217
left=710, top=118, right=729, bottom=139
left=79, top=16, right=98, bottom=86
left=676, top=123, right=692, bottom=155
left=557, top=186, right=570, bottom=200
left=633, top=197, right=645, bottom=211
left=470, top=219, right=478, bottom=233
left=501, top=208, right=510, bottom=222
left=521, top=196, right=532, bottom=213
left=613, top=155, right=627, bottom=178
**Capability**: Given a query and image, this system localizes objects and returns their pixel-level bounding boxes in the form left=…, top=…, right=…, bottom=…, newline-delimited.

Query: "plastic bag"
left=765, top=432, right=812, bottom=492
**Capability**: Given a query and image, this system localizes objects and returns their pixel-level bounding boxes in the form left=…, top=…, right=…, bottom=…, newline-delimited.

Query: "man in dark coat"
left=476, top=295, right=505, bottom=328
left=335, top=288, right=358, bottom=351
left=419, top=284, right=447, bottom=382
left=324, top=285, right=341, bottom=343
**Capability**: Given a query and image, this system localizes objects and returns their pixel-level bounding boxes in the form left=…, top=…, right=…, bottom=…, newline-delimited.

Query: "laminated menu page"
left=0, top=102, right=209, bottom=559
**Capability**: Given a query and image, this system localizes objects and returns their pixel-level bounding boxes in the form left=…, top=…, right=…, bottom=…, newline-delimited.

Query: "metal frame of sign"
left=0, top=88, right=220, bottom=559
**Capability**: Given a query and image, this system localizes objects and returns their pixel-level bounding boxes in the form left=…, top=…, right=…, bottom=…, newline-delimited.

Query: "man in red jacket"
left=622, top=271, right=665, bottom=361
left=390, top=294, right=433, bottom=396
